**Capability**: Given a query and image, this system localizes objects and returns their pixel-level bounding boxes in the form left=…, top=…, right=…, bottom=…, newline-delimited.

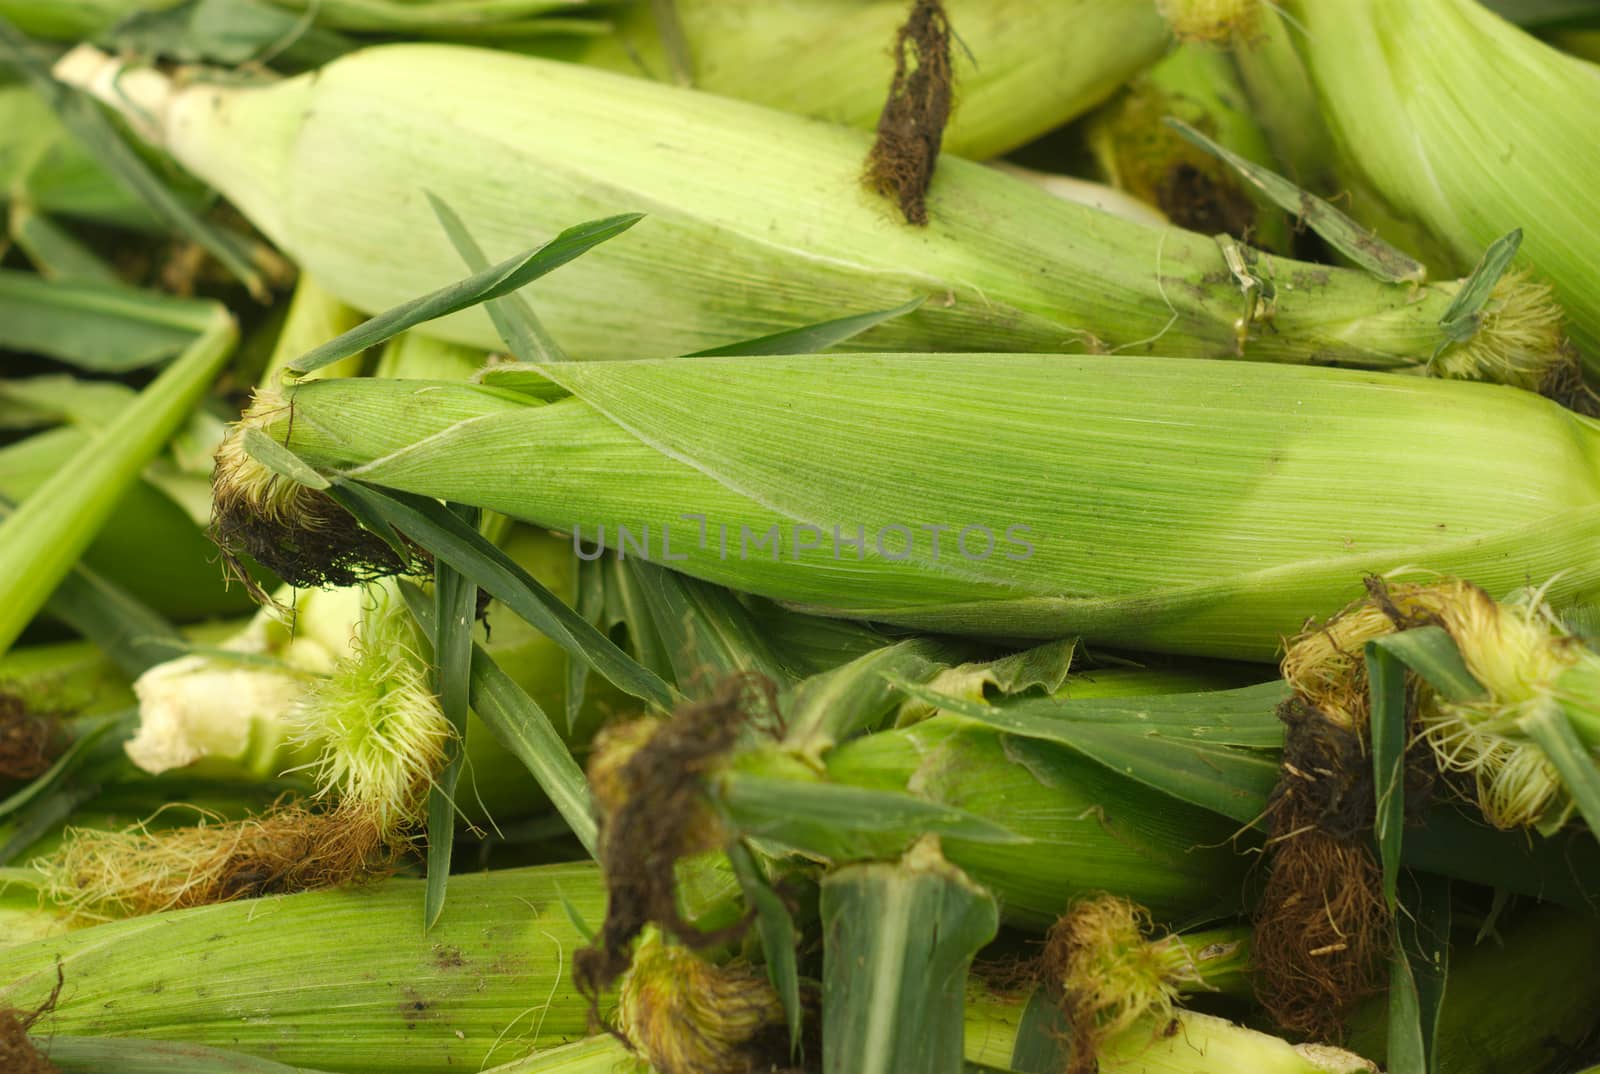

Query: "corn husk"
left=0, top=864, right=606, bottom=1073
left=56, top=43, right=1564, bottom=383
left=223, top=354, right=1600, bottom=661
left=1282, top=0, right=1600, bottom=376
left=560, top=0, right=1168, bottom=161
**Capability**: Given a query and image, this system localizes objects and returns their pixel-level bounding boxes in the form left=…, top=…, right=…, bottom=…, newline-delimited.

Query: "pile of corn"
left=3, top=1, right=1600, bottom=1072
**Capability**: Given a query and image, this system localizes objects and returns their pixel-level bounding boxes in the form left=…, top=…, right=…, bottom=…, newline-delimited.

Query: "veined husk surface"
left=235, top=353, right=1600, bottom=661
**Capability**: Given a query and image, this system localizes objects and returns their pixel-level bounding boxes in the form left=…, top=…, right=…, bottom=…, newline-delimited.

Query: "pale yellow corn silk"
left=617, top=931, right=787, bottom=1074
left=1045, top=895, right=1205, bottom=1073
left=288, top=584, right=452, bottom=840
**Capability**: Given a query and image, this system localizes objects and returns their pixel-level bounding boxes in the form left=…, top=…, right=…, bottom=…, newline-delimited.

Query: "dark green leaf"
left=101, top=0, right=350, bottom=66
left=1386, top=921, right=1427, bottom=1074
left=8, top=204, right=119, bottom=283
left=41, top=558, right=186, bottom=678
left=427, top=191, right=569, bottom=364
left=1435, top=230, right=1522, bottom=355
left=1366, top=644, right=1408, bottom=911
left=422, top=504, right=478, bottom=928
left=821, top=840, right=998, bottom=1074
left=287, top=213, right=642, bottom=376
left=1007, top=988, right=1073, bottom=1074
left=329, top=480, right=672, bottom=709
left=1522, top=699, right=1600, bottom=840
left=567, top=555, right=605, bottom=734
left=1479, top=0, right=1600, bottom=29
left=1374, top=626, right=1486, bottom=704
left=0, top=781, right=99, bottom=865
left=685, top=297, right=927, bottom=357
left=717, top=773, right=1026, bottom=861
left=401, top=581, right=597, bottom=858
left=0, top=710, right=127, bottom=824
left=1166, top=117, right=1428, bottom=283
left=725, top=838, right=804, bottom=1055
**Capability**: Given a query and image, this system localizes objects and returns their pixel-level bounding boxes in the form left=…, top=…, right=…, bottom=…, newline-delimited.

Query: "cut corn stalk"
left=0, top=864, right=608, bottom=1074
left=56, top=44, right=1568, bottom=384
left=222, top=354, right=1600, bottom=661
left=821, top=837, right=998, bottom=1074
left=1282, top=0, right=1600, bottom=377
left=563, top=0, right=1169, bottom=160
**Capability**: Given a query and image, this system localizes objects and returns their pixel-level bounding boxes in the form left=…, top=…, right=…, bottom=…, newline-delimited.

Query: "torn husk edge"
left=210, top=388, right=416, bottom=599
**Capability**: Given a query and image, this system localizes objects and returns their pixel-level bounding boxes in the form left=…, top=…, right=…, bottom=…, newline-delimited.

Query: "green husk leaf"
left=887, top=677, right=1284, bottom=822
left=324, top=480, right=672, bottom=709
left=821, top=838, right=998, bottom=1074
left=242, top=426, right=331, bottom=490
left=1165, top=117, right=1428, bottom=284
left=423, top=504, right=479, bottom=928
left=426, top=191, right=568, bottom=364
left=1434, top=229, right=1523, bottom=354
left=716, top=773, right=1026, bottom=861
left=724, top=837, right=803, bottom=1055
left=287, top=212, right=641, bottom=376
left=782, top=636, right=962, bottom=752
left=1366, top=643, right=1408, bottom=910
left=685, top=297, right=928, bottom=357
left=1522, top=699, right=1600, bottom=839
left=399, top=581, right=597, bottom=858
left=627, top=559, right=797, bottom=689
left=1372, top=626, right=1486, bottom=704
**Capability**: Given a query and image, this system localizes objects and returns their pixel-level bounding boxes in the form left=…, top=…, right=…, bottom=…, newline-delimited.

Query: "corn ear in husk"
left=222, top=354, right=1600, bottom=661
left=0, top=864, right=606, bottom=1073
left=560, top=0, right=1168, bottom=161
left=1282, top=0, right=1600, bottom=376
left=56, top=44, right=1564, bottom=384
